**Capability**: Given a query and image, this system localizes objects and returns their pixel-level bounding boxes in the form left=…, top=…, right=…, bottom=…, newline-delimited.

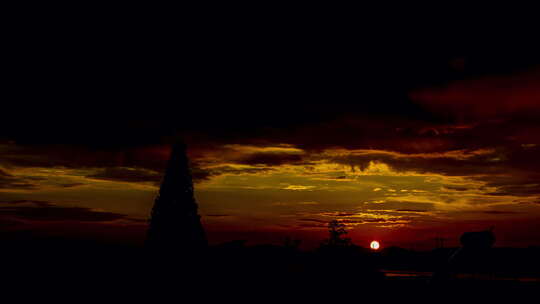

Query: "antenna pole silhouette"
left=146, top=142, right=207, bottom=253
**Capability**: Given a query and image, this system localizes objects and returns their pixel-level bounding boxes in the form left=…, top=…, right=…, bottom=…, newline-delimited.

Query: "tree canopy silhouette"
left=146, top=142, right=207, bottom=253
left=321, top=220, right=352, bottom=248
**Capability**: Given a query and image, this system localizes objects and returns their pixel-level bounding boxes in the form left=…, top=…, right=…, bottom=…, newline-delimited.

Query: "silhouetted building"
left=146, top=142, right=207, bottom=254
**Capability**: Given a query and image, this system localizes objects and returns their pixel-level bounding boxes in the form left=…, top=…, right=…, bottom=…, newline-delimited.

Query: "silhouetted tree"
left=448, top=227, right=495, bottom=275
left=146, top=142, right=207, bottom=254
left=322, top=220, right=352, bottom=247
left=433, top=227, right=496, bottom=283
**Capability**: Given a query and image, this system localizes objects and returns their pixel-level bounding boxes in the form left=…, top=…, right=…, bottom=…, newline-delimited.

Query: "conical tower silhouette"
left=146, top=142, right=207, bottom=253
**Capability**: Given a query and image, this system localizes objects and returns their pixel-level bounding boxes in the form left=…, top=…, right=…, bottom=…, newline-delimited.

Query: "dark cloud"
left=481, top=211, right=521, bottom=215
left=0, top=144, right=169, bottom=172
left=58, top=183, right=85, bottom=188
left=0, top=200, right=54, bottom=207
left=457, top=210, right=521, bottom=215
left=342, top=218, right=388, bottom=224
left=442, top=186, right=469, bottom=192
left=325, top=143, right=540, bottom=199
left=86, top=167, right=162, bottom=184
left=395, top=209, right=429, bottom=213
left=192, top=165, right=275, bottom=182
left=473, top=173, right=540, bottom=197
left=207, top=116, right=532, bottom=159
left=328, top=147, right=509, bottom=177
left=237, top=153, right=305, bottom=166
left=410, top=67, right=540, bottom=120
left=0, top=168, right=39, bottom=190
left=299, top=214, right=411, bottom=226
left=365, top=201, right=436, bottom=211
left=0, top=205, right=127, bottom=222
left=190, top=166, right=212, bottom=182
left=318, top=212, right=357, bottom=217
left=0, top=167, right=82, bottom=190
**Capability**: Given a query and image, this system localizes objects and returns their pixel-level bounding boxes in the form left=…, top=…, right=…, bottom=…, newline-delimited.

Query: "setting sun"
left=370, top=240, right=380, bottom=250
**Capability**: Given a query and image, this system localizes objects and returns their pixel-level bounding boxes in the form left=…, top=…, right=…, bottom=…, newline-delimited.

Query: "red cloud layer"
left=410, top=68, right=540, bottom=119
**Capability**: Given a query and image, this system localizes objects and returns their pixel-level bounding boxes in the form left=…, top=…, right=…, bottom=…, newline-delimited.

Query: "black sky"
left=3, top=10, right=539, bottom=148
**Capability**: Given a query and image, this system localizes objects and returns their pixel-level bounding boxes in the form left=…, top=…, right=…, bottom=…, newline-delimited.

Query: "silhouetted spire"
left=146, top=142, right=207, bottom=252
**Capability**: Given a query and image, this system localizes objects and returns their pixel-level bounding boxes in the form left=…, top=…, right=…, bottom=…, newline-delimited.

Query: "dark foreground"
left=2, top=238, right=539, bottom=301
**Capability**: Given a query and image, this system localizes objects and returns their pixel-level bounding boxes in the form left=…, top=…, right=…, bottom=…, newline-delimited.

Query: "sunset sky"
left=2, top=18, right=540, bottom=249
